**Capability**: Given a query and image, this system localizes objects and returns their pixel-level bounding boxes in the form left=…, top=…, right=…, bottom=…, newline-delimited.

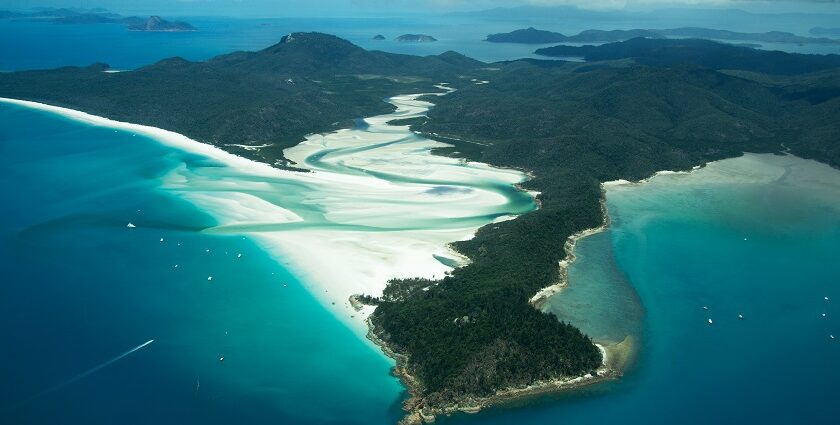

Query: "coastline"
left=368, top=314, right=620, bottom=425
left=0, top=95, right=654, bottom=424
left=0, top=93, right=535, bottom=339
left=530, top=166, right=704, bottom=309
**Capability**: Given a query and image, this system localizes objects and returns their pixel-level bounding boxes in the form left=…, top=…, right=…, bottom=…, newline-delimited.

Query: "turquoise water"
left=3, top=14, right=839, bottom=71
left=0, top=104, right=404, bottom=424
left=443, top=155, right=840, bottom=424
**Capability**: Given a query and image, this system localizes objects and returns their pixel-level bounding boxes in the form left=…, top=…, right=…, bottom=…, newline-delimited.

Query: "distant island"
left=487, top=26, right=840, bottom=45
left=534, top=38, right=840, bottom=75
left=810, top=27, right=840, bottom=36
left=396, top=34, right=437, bottom=42
left=0, top=8, right=196, bottom=32
left=372, top=34, right=385, bottom=40
left=126, top=16, right=196, bottom=32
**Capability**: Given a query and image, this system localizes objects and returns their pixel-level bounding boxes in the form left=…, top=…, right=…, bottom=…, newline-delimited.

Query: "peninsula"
left=1, top=33, right=838, bottom=423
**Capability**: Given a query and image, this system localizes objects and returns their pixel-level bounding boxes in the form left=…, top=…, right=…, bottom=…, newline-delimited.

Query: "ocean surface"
left=2, top=13, right=839, bottom=71
left=2, top=14, right=840, bottom=425
left=0, top=104, right=406, bottom=424
left=444, top=154, right=840, bottom=424
left=0, top=87, right=534, bottom=424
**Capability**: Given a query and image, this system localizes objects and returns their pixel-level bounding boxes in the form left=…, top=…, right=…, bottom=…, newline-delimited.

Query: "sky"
left=0, top=0, right=838, bottom=17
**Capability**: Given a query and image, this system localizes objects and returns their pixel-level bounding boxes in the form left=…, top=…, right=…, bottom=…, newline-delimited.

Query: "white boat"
left=708, top=319, right=713, bottom=324
left=702, top=306, right=709, bottom=310
left=219, top=356, right=225, bottom=362
left=159, top=238, right=164, bottom=242
left=237, top=253, right=242, bottom=258
left=207, top=276, right=213, bottom=281
left=126, top=222, right=136, bottom=228
left=738, top=314, right=744, bottom=320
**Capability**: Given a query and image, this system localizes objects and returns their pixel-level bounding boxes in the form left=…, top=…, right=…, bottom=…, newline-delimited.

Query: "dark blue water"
left=0, top=104, right=403, bottom=425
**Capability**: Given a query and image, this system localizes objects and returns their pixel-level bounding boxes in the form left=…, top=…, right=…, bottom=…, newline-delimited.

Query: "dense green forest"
left=2, top=33, right=839, bottom=415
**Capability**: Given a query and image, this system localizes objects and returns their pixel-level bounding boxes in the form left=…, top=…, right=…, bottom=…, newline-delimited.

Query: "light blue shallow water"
left=444, top=155, right=840, bottom=424
left=0, top=104, right=404, bottom=425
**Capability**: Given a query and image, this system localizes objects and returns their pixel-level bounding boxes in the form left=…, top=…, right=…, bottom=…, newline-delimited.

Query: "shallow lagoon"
left=444, top=153, right=840, bottom=424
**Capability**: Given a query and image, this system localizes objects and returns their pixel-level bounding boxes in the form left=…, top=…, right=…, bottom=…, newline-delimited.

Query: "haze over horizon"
left=1, top=0, right=839, bottom=17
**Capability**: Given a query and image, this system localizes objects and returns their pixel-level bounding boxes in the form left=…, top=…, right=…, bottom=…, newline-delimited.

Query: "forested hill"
left=0, top=32, right=482, bottom=168
left=535, top=38, right=840, bottom=75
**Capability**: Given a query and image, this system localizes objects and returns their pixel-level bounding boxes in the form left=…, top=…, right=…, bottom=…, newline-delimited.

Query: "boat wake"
left=20, top=339, right=155, bottom=404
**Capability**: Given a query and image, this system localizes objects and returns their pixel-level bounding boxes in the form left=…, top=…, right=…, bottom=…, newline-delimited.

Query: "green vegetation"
left=371, top=46, right=840, bottom=412
left=0, top=33, right=479, bottom=168
left=2, top=33, right=839, bottom=416
left=535, top=38, right=840, bottom=75
left=487, top=27, right=840, bottom=45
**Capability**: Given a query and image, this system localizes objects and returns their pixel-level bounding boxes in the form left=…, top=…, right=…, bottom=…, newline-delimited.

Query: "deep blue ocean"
left=1, top=14, right=839, bottom=425
left=0, top=104, right=403, bottom=424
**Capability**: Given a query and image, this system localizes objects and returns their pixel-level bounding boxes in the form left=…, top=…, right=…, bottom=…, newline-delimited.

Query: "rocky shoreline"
left=361, top=178, right=623, bottom=424
left=529, top=188, right=611, bottom=309
left=366, top=316, right=619, bottom=424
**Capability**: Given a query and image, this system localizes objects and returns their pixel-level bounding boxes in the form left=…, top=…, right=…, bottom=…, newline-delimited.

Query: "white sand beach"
left=0, top=91, right=535, bottom=336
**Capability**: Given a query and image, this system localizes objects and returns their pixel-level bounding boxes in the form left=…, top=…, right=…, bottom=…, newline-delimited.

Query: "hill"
left=535, top=38, right=840, bottom=75
left=0, top=32, right=480, bottom=167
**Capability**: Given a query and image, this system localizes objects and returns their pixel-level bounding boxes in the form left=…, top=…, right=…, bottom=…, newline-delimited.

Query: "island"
left=485, top=27, right=574, bottom=43
left=373, top=34, right=386, bottom=40
left=1, top=33, right=838, bottom=423
left=0, top=8, right=196, bottom=32
left=486, top=26, right=840, bottom=45
left=126, top=16, right=196, bottom=32
left=396, top=34, right=437, bottom=42
left=534, top=38, right=840, bottom=75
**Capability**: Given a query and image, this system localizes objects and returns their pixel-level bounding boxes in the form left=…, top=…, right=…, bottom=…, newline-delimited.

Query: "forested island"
left=487, top=26, right=840, bottom=45
left=0, top=8, right=196, bottom=31
left=397, top=34, right=437, bottom=42
left=1, top=33, right=838, bottom=423
left=534, top=38, right=840, bottom=75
